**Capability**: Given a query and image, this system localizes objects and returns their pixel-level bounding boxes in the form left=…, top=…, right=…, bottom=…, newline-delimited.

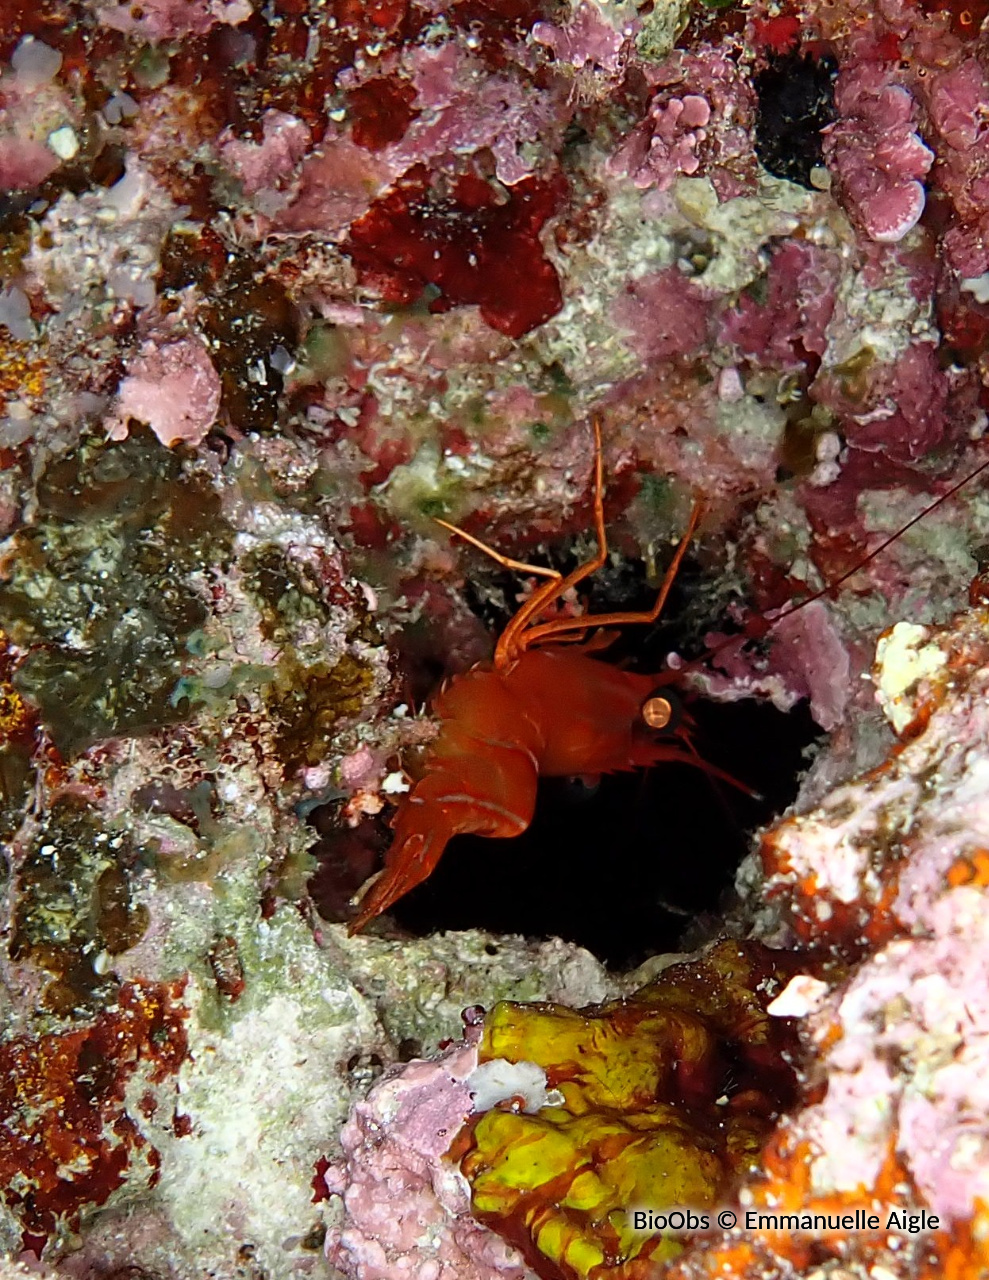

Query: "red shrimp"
left=349, top=416, right=989, bottom=934
left=348, top=419, right=743, bottom=934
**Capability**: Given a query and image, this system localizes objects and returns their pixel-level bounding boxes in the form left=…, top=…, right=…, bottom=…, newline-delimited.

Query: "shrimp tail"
left=347, top=803, right=455, bottom=934
left=348, top=745, right=539, bottom=934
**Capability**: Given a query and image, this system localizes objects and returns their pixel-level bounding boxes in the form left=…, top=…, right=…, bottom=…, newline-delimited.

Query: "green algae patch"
left=454, top=941, right=806, bottom=1280
left=268, top=652, right=376, bottom=771
left=9, top=794, right=150, bottom=1017
left=0, top=427, right=233, bottom=756
left=241, top=544, right=380, bottom=772
left=0, top=634, right=37, bottom=834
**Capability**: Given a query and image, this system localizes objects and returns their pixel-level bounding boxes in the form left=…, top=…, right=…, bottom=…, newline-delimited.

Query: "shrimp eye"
left=641, top=687, right=682, bottom=733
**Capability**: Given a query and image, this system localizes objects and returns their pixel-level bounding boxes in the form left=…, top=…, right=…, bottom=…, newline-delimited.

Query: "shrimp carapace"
left=348, top=418, right=724, bottom=935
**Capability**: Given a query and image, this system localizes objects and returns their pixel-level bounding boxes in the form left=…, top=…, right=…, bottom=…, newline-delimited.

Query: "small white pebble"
left=767, top=974, right=830, bottom=1018
left=47, top=125, right=79, bottom=160
left=0, top=286, right=35, bottom=341
left=269, top=344, right=296, bottom=375
left=11, top=36, right=62, bottom=89
left=961, top=272, right=989, bottom=305
left=102, top=91, right=140, bottom=125
left=381, top=771, right=410, bottom=795
left=717, top=366, right=744, bottom=403
left=301, top=763, right=333, bottom=791
left=0, top=406, right=34, bottom=446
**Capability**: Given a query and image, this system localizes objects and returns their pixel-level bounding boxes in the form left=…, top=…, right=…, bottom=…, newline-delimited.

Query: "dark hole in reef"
left=372, top=544, right=822, bottom=969
left=753, top=50, right=837, bottom=190
left=387, top=695, right=818, bottom=969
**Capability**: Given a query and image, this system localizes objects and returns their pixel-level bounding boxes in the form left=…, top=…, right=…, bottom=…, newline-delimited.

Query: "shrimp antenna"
left=767, top=451, right=989, bottom=625
left=676, top=448, right=989, bottom=679
left=433, top=518, right=562, bottom=580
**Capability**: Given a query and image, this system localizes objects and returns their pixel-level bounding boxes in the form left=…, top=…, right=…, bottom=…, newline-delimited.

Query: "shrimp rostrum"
left=348, top=419, right=742, bottom=934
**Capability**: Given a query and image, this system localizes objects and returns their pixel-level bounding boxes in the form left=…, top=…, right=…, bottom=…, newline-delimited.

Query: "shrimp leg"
left=495, top=417, right=608, bottom=666
left=434, top=518, right=562, bottom=579
left=518, top=500, right=704, bottom=649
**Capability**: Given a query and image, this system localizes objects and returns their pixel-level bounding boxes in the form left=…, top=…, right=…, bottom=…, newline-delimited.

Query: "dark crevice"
left=311, top=544, right=824, bottom=968
left=754, top=50, right=838, bottom=190
left=388, top=695, right=820, bottom=969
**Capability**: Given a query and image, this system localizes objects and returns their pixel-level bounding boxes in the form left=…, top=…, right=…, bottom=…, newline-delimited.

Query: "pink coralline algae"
left=720, top=240, right=838, bottom=370
left=90, top=0, right=252, bottom=40
left=384, top=42, right=566, bottom=188
left=812, top=340, right=951, bottom=461
left=0, top=38, right=76, bottom=193
left=925, top=59, right=989, bottom=277
left=927, top=59, right=987, bottom=153
left=645, top=94, right=710, bottom=184
left=304, top=38, right=567, bottom=199
left=277, top=129, right=394, bottom=237
left=846, top=341, right=950, bottom=458
left=797, top=900, right=989, bottom=1224
left=687, top=599, right=853, bottom=733
left=532, top=3, right=629, bottom=78
left=323, top=1042, right=530, bottom=1280
left=106, top=336, right=222, bottom=448
left=0, top=135, right=58, bottom=193
left=219, top=111, right=312, bottom=202
left=612, top=267, right=709, bottom=362
left=824, top=62, right=934, bottom=243
left=614, top=51, right=757, bottom=200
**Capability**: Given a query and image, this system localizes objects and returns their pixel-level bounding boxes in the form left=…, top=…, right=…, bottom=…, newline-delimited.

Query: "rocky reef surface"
left=0, top=0, right=988, bottom=1275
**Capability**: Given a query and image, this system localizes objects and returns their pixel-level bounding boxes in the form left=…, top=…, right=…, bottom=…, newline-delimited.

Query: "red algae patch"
left=0, top=979, right=189, bottom=1256
left=344, top=165, right=567, bottom=338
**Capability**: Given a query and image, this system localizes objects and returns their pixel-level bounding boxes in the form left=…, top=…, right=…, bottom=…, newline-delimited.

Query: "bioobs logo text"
left=628, top=1206, right=943, bottom=1236
left=629, top=1208, right=713, bottom=1234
